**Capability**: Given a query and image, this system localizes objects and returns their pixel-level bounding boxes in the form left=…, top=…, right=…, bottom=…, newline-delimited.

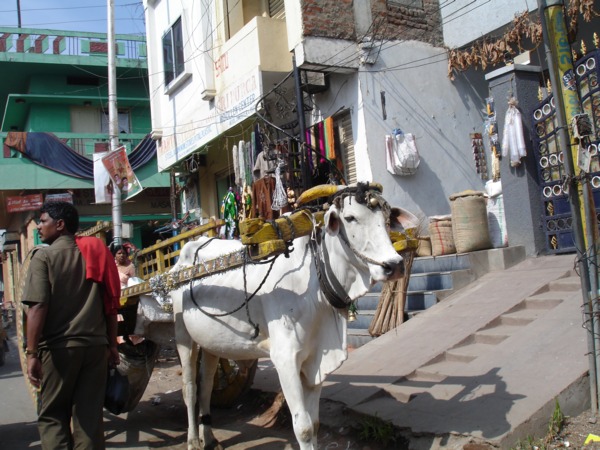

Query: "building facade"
left=142, top=0, right=599, bottom=255
left=0, top=27, right=172, bottom=304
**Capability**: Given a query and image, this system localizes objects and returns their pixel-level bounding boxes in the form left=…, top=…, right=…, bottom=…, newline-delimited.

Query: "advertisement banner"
left=101, top=147, right=143, bottom=201
left=94, top=152, right=112, bottom=204
left=6, top=194, right=44, bottom=213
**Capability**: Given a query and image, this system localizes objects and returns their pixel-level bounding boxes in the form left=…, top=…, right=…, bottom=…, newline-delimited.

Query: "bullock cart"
left=14, top=190, right=418, bottom=419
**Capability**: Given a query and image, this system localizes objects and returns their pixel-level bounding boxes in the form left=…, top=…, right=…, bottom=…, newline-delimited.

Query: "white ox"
left=170, top=183, right=415, bottom=450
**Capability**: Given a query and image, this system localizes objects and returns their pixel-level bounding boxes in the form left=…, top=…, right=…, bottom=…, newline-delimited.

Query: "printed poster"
left=101, top=147, right=143, bottom=201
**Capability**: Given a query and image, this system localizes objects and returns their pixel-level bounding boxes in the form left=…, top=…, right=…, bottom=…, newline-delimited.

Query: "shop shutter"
left=336, top=110, right=356, bottom=184
left=269, top=0, right=285, bottom=19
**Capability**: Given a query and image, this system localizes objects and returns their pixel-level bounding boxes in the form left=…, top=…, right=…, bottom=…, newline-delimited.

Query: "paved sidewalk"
left=315, top=253, right=589, bottom=448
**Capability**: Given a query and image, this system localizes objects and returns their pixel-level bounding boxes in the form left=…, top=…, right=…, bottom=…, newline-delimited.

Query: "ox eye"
left=344, top=215, right=357, bottom=223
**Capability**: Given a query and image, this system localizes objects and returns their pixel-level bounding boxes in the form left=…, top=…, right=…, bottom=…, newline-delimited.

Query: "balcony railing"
left=0, top=27, right=147, bottom=62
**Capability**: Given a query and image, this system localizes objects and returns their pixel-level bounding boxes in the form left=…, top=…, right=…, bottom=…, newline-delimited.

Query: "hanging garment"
left=232, top=144, right=240, bottom=186
left=238, top=141, right=246, bottom=187
left=252, top=176, right=277, bottom=220
left=325, top=117, right=335, bottom=160
left=221, top=190, right=238, bottom=239
left=501, top=99, right=527, bottom=167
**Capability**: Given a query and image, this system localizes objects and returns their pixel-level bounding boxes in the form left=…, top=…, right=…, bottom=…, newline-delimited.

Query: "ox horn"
left=296, top=184, right=346, bottom=206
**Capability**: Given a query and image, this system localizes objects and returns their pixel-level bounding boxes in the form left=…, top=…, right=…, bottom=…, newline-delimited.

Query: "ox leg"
left=197, top=351, right=222, bottom=450
left=274, top=360, right=320, bottom=450
left=175, top=321, right=201, bottom=449
left=304, top=383, right=323, bottom=442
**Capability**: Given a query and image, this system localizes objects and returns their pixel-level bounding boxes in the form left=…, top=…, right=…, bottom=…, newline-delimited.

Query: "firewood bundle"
left=368, top=252, right=414, bottom=337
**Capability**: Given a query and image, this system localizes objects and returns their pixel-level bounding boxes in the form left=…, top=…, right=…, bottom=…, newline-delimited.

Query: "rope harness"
left=309, top=183, right=394, bottom=308
left=187, top=238, right=279, bottom=339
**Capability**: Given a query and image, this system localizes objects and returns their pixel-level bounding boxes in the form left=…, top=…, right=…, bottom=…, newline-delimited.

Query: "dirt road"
left=105, top=346, right=396, bottom=449
left=1, top=331, right=395, bottom=449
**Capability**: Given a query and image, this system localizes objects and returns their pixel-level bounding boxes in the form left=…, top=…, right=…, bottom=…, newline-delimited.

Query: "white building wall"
left=311, top=40, right=489, bottom=220
left=442, top=0, right=538, bottom=48
left=144, top=0, right=219, bottom=171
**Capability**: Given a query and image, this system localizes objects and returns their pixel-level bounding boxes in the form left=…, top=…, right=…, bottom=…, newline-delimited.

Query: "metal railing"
left=0, top=27, right=147, bottom=61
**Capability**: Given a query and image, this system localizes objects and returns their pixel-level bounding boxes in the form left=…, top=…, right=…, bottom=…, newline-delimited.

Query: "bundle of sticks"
left=368, top=252, right=415, bottom=337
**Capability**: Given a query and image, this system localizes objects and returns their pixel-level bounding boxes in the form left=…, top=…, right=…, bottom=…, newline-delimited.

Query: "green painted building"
left=0, top=27, right=171, bottom=253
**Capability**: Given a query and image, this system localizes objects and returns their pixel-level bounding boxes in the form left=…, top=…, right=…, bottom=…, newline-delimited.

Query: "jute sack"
left=428, top=215, right=455, bottom=256
left=416, top=236, right=432, bottom=257
left=449, top=190, right=492, bottom=253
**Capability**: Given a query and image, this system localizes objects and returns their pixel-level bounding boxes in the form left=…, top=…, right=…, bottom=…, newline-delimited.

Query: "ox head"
left=300, top=182, right=414, bottom=284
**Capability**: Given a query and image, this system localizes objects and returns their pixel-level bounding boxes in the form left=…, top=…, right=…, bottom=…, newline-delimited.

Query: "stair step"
left=547, top=276, right=581, bottom=292
left=446, top=341, right=495, bottom=360
left=384, top=379, right=465, bottom=403
left=347, top=329, right=374, bottom=349
left=411, top=253, right=472, bottom=274
left=347, top=311, right=376, bottom=329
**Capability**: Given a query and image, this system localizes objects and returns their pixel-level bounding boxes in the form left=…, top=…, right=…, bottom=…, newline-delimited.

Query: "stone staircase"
left=347, top=246, right=527, bottom=348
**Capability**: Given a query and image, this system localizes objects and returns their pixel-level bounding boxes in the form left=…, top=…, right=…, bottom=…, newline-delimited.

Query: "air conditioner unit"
left=151, top=129, right=163, bottom=140
left=301, top=71, right=329, bottom=94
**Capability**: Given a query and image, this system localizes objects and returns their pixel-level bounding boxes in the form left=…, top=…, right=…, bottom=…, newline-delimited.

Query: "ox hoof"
left=187, top=438, right=202, bottom=450
left=202, top=442, right=223, bottom=450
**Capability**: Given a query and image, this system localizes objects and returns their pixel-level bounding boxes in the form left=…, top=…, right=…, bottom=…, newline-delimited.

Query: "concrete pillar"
left=486, top=64, right=547, bottom=256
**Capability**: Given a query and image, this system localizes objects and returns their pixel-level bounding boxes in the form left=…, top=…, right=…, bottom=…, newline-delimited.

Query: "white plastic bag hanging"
left=385, top=132, right=420, bottom=176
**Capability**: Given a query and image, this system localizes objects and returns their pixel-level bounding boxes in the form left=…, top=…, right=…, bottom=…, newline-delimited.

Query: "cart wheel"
left=209, top=358, right=258, bottom=408
left=15, top=246, right=46, bottom=412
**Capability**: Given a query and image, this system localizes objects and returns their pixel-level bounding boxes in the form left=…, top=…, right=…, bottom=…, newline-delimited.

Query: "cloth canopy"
left=4, top=132, right=156, bottom=179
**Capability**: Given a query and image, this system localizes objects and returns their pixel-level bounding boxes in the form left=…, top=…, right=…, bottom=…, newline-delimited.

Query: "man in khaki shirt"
left=23, top=202, right=120, bottom=450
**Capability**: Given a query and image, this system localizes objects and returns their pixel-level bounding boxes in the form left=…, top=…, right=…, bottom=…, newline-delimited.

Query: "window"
left=162, top=18, right=185, bottom=86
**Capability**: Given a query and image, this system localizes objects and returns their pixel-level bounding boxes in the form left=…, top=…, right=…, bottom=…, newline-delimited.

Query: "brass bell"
left=348, top=310, right=357, bottom=322
left=369, top=197, right=378, bottom=208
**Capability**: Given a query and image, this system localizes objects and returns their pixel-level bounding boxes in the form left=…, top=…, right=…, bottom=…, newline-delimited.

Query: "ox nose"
left=382, top=259, right=404, bottom=280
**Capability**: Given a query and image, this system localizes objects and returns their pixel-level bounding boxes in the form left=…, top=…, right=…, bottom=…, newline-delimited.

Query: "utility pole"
left=537, top=0, right=600, bottom=413
left=16, top=0, right=21, bottom=28
left=107, top=0, right=122, bottom=246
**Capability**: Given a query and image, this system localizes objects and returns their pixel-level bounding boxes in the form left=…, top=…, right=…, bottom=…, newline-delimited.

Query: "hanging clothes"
left=252, top=176, right=277, bottom=220
left=501, top=98, right=527, bottom=167
left=232, top=143, right=240, bottom=186
left=237, top=141, right=246, bottom=186
left=325, top=117, right=335, bottom=160
left=221, top=189, right=238, bottom=239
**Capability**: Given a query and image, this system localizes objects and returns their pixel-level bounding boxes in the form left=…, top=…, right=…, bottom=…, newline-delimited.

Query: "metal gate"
left=533, top=48, right=600, bottom=254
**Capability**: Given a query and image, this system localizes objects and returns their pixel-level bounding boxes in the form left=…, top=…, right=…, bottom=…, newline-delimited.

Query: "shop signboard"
left=157, top=67, right=262, bottom=171
left=6, top=194, right=43, bottom=213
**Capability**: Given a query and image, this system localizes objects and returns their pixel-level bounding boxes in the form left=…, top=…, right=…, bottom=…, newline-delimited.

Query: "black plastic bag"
left=104, top=367, right=130, bottom=415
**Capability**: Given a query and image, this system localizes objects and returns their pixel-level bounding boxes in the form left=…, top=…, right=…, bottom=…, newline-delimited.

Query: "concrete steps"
left=347, top=246, right=527, bottom=348
left=366, top=274, right=580, bottom=418
left=324, top=254, right=588, bottom=449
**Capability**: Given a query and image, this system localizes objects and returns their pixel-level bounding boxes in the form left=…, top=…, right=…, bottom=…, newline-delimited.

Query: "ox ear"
left=324, top=207, right=341, bottom=236
left=390, top=207, right=419, bottom=232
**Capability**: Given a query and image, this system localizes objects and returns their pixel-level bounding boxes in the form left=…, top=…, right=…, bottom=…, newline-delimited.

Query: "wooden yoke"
left=239, top=210, right=325, bottom=260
